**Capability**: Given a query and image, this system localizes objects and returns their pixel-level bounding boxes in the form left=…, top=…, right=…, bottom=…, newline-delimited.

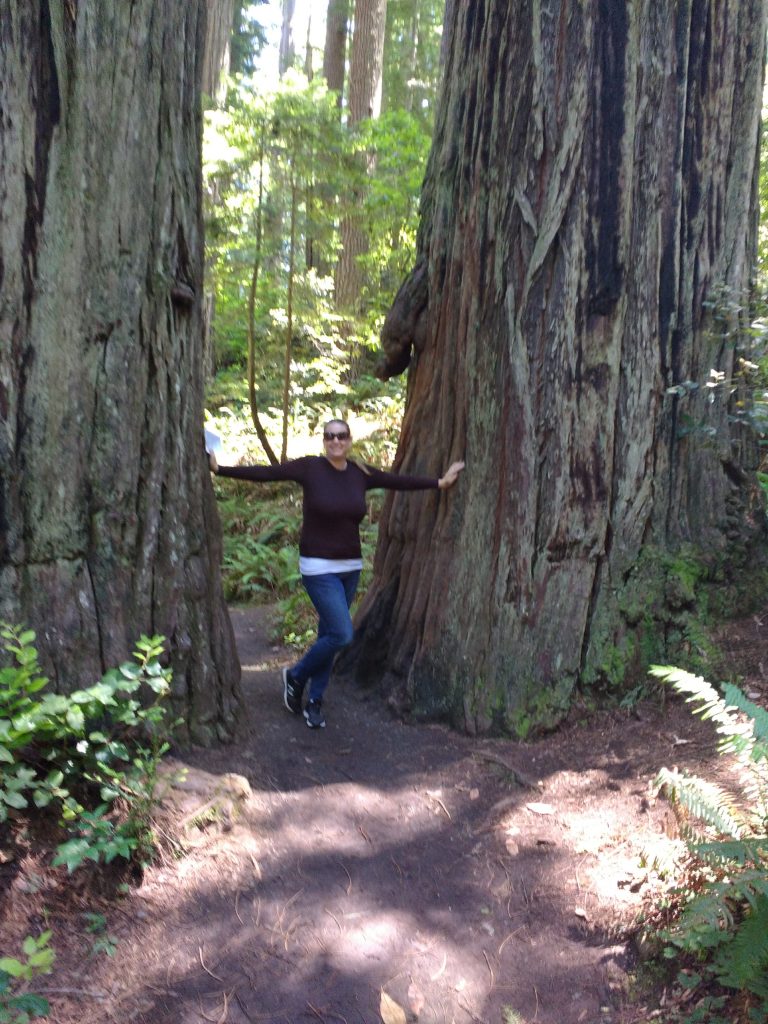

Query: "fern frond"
left=693, top=838, right=768, bottom=866
left=713, top=895, right=768, bottom=998
left=655, top=766, right=746, bottom=839
left=650, top=666, right=720, bottom=712
left=651, top=667, right=766, bottom=765
left=721, top=684, right=768, bottom=747
left=675, top=888, right=736, bottom=945
left=727, top=868, right=768, bottom=909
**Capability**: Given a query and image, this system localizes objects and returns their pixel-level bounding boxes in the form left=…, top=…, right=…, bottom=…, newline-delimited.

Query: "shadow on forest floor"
left=4, top=604, right=766, bottom=1024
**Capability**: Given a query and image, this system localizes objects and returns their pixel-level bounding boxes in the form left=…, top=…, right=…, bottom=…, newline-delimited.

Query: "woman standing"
left=210, top=420, right=464, bottom=728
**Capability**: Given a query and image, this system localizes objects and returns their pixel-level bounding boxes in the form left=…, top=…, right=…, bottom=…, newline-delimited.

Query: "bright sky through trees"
left=251, top=1, right=328, bottom=84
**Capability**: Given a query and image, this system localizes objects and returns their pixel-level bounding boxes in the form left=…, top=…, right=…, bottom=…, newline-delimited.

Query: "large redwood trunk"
left=346, top=0, right=768, bottom=733
left=0, top=1, right=240, bottom=743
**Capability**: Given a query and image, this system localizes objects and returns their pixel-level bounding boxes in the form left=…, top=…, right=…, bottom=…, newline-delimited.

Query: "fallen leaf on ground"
left=526, top=801, right=555, bottom=815
left=380, top=991, right=407, bottom=1024
left=470, top=788, right=480, bottom=800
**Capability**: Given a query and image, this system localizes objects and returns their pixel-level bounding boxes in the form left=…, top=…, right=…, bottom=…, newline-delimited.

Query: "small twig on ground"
left=533, top=984, right=540, bottom=1020
left=425, top=791, right=452, bottom=820
left=325, top=907, right=343, bottom=933
left=519, top=876, right=530, bottom=907
left=497, top=925, right=526, bottom=956
left=216, top=990, right=232, bottom=1024
left=274, top=889, right=303, bottom=936
left=235, top=889, right=244, bottom=925
left=307, top=1001, right=325, bottom=1021
left=482, top=949, right=495, bottom=989
left=338, top=860, right=353, bottom=895
left=390, top=855, right=404, bottom=879
left=198, top=989, right=233, bottom=1023
left=358, top=824, right=372, bottom=844
left=283, top=914, right=303, bottom=950
left=430, top=952, right=447, bottom=981
left=145, top=983, right=180, bottom=997
left=35, top=988, right=108, bottom=1000
left=198, top=946, right=225, bottom=982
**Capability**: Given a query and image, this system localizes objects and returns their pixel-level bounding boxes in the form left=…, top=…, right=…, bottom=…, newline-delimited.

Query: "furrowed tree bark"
left=0, top=1, right=241, bottom=743
left=345, top=0, right=768, bottom=733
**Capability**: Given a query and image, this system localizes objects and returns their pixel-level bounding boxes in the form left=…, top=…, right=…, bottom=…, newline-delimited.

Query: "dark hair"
left=323, top=418, right=350, bottom=433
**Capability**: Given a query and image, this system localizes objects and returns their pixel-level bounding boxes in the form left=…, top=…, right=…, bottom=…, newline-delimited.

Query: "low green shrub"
left=0, top=932, right=54, bottom=1023
left=0, top=625, right=174, bottom=871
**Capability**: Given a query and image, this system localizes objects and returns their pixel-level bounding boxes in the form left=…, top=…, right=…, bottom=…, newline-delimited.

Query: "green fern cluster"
left=650, top=666, right=768, bottom=1014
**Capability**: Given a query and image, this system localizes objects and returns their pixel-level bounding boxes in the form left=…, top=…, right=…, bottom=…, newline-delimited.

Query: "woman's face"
left=322, top=420, right=352, bottom=458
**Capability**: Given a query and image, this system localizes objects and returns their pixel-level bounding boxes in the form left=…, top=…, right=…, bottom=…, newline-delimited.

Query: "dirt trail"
left=6, top=604, right=736, bottom=1024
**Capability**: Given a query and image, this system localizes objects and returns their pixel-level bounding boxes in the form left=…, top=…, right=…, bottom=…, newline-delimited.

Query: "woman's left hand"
left=438, top=461, right=465, bottom=489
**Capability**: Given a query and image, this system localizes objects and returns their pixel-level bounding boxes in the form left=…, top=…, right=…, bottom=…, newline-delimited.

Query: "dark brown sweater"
left=216, top=455, right=438, bottom=559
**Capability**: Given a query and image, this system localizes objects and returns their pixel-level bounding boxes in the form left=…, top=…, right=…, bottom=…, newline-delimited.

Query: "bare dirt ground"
left=3, top=604, right=766, bottom=1024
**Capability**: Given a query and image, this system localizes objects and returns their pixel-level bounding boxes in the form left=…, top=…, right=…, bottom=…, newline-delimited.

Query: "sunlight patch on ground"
left=248, top=779, right=450, bottom=860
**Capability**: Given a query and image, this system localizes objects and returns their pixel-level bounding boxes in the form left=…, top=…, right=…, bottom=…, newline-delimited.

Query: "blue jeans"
left=292, top=571, right=360, bottom=702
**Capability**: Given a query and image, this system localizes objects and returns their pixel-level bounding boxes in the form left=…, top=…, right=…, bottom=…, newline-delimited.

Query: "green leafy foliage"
left=202, top=68, right=429, bottom=427
left=83, top=913, right=118, bottom=958
left=0, top=932, right=53, bottom=1024
left=382, top=0, right=445, bottom=131
left=0, top=625, right=175, bottom=870
left=646, top=666, right=768, bottom=1016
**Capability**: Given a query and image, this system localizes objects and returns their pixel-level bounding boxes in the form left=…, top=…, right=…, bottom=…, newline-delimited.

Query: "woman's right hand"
left=438, top=461, right=465, bottom=489
left=208, top=450, right=218, bottom=473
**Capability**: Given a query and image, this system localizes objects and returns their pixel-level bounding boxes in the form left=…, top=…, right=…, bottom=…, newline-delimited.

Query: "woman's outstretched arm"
left=209, top=451, right=310, bottom=483
left=364, top=460, right=465, bottom=492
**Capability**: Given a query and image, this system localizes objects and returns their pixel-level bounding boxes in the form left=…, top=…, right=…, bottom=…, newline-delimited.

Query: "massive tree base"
left=342, top=0, right=768, bottom=736
left=0, top=2, right=241, bottom=743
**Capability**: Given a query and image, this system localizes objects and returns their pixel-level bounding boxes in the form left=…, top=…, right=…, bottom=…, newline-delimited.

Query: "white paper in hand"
left=204, top=428, right=222, bottom=459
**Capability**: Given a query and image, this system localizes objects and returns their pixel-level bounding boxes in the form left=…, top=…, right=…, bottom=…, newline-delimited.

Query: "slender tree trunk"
left=304, top=13, right=313, bottom=80
left=279, top=0, right=296, bottom=77
left=0, top=1, right=241, bottom=743
left=247, top=125, right=279, bottom=466
left=335, top=0, right=388, bottom=312
left=403, top=2, right=420, bottom=114
left=347, top=0, right=387, bottom=121
left=201, top=1, right=234, bottom=376
left=281, top=175, right=298, bottom=464
left=345, top=0, right=768, bottom=734
left=202, top=0, right=235, bottom=100
left=323, top=0, right=350, bottom=110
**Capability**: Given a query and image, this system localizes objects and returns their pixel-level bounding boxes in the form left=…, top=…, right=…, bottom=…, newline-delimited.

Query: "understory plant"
left=0, top=932, right=54, bottom=1024
left=646, top=666, right=768, bottom=1020
left=0, top=624, right=175, bottom=871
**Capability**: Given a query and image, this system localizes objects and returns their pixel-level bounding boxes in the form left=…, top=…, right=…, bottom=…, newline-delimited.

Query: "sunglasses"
left=323, top=430, right=350, bottom=441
